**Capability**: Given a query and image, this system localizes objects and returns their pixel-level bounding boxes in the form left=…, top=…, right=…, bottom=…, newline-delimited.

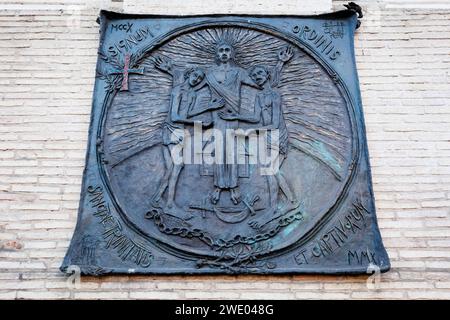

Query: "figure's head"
left=185, top=67, right=205, bottom=87
left=250, top=65, right=270, bottom=86
left=215, top=41, right=234, bottom=63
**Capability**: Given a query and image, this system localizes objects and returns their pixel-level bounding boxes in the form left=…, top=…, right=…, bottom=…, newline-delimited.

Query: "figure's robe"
left=205, top=66, right=249, bottom=189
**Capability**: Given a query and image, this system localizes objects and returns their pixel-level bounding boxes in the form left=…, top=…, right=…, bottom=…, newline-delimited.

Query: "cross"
left=109, top=54, right=144, bottom=91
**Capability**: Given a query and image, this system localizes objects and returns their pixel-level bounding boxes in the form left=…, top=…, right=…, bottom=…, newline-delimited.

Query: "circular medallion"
left=100, top=24, right=356, bottom=266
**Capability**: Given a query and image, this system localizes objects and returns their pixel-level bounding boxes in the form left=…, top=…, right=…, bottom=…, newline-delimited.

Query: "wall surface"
left=0, top=0, right=450, bottom=300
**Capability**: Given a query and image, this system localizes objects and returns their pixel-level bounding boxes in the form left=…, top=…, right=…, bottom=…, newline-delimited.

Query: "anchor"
left=189, top=194, right=260, bottom=224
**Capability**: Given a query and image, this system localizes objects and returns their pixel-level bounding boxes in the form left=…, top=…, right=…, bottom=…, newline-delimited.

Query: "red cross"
left=109, top=54, right=144, bottom=91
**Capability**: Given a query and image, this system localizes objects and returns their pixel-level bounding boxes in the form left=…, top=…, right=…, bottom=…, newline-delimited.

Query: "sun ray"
left=104, top=26, right=352, bottom=177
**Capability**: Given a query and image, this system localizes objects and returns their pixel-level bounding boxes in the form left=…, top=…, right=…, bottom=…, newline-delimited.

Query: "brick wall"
left=0, top=0, right=449, bottom=299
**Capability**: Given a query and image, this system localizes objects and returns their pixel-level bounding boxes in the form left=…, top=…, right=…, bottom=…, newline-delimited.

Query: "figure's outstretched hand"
left=202, top=120, right=213, bottom=127
left=152, top=55, right=173, bottom=74
left=218, top=110, right=239, bottom=121
left=245, top=128, right=258, bottom=136
left=278, top=46, right=294, bottom=62
left=209, top=97, right=225, bottom=110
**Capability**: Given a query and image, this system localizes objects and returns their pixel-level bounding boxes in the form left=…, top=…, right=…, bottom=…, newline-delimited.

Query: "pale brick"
left=184, top=291, right=241, bottom=299
left=74, top=291, right=129, bottom=299
left=0, top=0, right=449, bottom=301
left=129, top=291, right=182, bottom=299
left=0, top=291, right=17, bottom=299
left=408, top=291, right=450, bottom=299
left=351, top=291, right=405, bottom=299
left=17, top=291, right=71, bottom=300
left=214, top=282, right=268, bottom=290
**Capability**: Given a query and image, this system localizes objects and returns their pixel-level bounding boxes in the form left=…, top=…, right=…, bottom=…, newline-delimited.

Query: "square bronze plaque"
left=62, top=5, right=390, bottom=275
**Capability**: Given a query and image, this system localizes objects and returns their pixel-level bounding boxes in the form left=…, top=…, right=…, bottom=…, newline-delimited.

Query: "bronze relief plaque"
left=62, top=6, right=390, bottom=275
